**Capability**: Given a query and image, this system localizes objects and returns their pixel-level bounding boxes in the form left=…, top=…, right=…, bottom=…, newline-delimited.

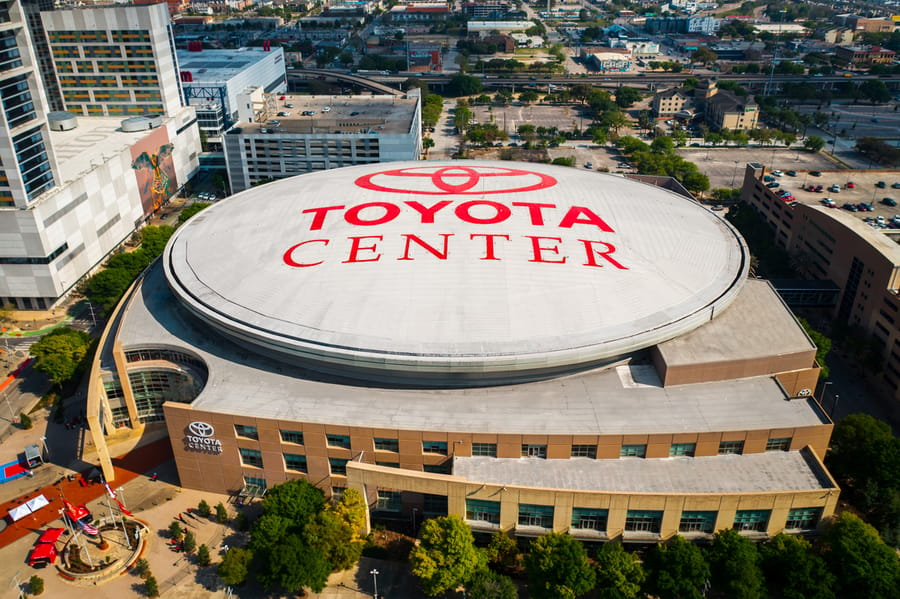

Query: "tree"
left=706, top=529, right=765, bottom=599
left=447, top=73, right=483, bottom=97
left=485, top=531, right=519, bottom=572
left=803, top=135, right=826, bottom=152
left=422, top=137, right=435, bottom=154
left=178, top=201, right=211, bottom=224
left=643, top=535, right=710, bottom=599
left=615, top=86, right=643, bottom=108
left=168, top=520, right=184, bottom=541
left=524, top=533, right=596, bottom=599
left=30, top=327, right=92, bottom=388
left=410, top=516, right=485, bottom=596
left=681, top=171, right=710, bottom=194
left=859, top=79, right=891, bottom=104
left=215, top=502, right=229, bottom=523
left=217, top=547, right=253, bottom=586
left=261, top=479, right=325, bottom=523
left=144, top=574, right=160, bottom=598
left=594, top=542, right=645, bottom=599
left=28, top=575, right=44, bottom=596
left=19, top=412, right=32, bottom=429
left=183, top=530, right=197, bottom=554
left=134, top=557, right=151, bottom=579
left=797, top=318, right=831, bottom=378
left=519, top=90, right=540, bottom=104
left=759, top=534, right=834, bottom=599
left=257, top=533, right=332, bottom=593
left=691, top=47, right=718, bottom=66
left=197, top=544, right=211, bottom=566
left=466, top=569, right=518, bottom=599
left=197, top=499, right=211, bottom=518
left=303, top=510, right=363, bottom=571
left=330, top=488, right=367, bottom=540
left=822, top=512, right=900, bottom=598
left=455, top=101, right=473, bottom=133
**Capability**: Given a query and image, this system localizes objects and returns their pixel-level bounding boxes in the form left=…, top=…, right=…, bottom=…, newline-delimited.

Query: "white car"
left=771, top=170, right=783, bottom=177
left=322, top=107, right=331, bottom=113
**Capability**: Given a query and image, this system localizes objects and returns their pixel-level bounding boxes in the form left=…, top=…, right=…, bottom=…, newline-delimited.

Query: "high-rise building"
left=0, top=0, right=60, bottom=209
left=0, top=1, right=200, bottom=309
left=40, top=3, right=184, bottom=118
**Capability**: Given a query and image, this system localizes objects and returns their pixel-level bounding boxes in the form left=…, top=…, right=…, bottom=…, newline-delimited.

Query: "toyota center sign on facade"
left=89, top=162, right=839, bottom=541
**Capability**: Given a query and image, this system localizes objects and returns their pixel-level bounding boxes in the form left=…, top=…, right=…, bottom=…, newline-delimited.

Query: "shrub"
left=19, top=412, right=32, bottom=429
left=197, top=544, right=211, bottom=566
left=197, top=499, right=211, bottom=518
left=183, top=530, right=197, bottom=554
left=133, top=557, right=150, bottom=579
left=168, top=521, right=183, bottom=541
left=215, top=502, right=229, bottom=523
left=28, top=575, right=44, bottom=595
left=144, top=574, right=159, bottom=598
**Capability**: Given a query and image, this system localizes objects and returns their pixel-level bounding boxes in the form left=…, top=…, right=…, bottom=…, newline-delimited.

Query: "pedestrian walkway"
left=0, top=438, right=172, bottom=549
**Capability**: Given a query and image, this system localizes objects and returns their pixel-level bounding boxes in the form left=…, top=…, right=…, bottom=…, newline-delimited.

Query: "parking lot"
left=760, top=168, right=900, bottom=231
left=469, top=102, right=591, bottom=137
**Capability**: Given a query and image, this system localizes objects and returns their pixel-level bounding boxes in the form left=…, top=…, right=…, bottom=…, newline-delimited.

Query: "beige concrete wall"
left=346, top=459, right=839, bottom=540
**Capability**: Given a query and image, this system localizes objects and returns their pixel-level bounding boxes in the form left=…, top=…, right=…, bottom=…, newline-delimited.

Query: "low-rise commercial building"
left=222, top=91, right=422, bottom=192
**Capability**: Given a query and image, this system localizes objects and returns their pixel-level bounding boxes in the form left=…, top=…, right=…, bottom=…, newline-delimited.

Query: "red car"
left=847, top=182, right=856, bottom=188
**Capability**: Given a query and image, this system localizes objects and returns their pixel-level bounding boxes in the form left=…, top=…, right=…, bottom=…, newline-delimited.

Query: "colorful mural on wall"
left=131, top=126, right=177, bottom=216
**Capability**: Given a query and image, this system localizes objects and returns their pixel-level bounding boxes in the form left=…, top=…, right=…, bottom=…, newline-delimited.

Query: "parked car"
left=786, top=170, right=798, bottom=176
left=584, top=162, right=593, bottom=169
left=877, top=181, right=887, bottom=188
left=815, top=185, right=824, bottom=192
left=847, top=181, right=856, bottom=188
left=842, top=202, right=858, bottom=212
left=882, top=197, right=897, bottom=206
left=763, top=175, right=776, bottom=182
left=821, top=198, right=837, bottom=208
left=830, top=184, right=841, bottom=192
left=892, top=182, right=900, bottom=189
left=771, top=170, right=783, bottom=176
left=810, top=171, right=822, bottom=177
left=858, top=202, right=873, bottom=212
left=766, top=182, right=780, bottom=188
left=781, top=195, right=796, bottom=201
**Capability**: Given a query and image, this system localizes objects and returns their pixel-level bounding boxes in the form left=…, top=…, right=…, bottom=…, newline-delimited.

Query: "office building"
left=222, top=90, right=421, bottom=193
left=0, top=1, right=200, bottom=309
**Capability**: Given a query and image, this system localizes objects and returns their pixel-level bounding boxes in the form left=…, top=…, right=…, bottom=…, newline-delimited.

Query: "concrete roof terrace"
left=116, top=262, right=829, bottom=436
left=453, top=449, right=837, bottom=494
left=234, top=94, right=418, bottom=135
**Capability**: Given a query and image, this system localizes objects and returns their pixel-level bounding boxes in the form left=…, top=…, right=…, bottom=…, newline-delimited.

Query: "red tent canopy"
left=36, top=528, right=64, bottom=544
left=28, top=543, right=57, bottom=565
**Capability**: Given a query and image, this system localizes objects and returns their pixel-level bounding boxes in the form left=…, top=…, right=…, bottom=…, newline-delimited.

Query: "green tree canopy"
left=594, top=542, right=645, bottom=599
left=615, top=86, right=643, bottom=108
left=30, top=327, right=92, bottom=387
left=410, top=516, right=485, bottom=596
left=261, top=478, right=325, bottom=523
left=759, top=534, right=834, bottom=599
left=256, top=533, right=332, bottom=593
left=706, top=529, right=765, bottom=599
left=803, top=135, right=826, bottom=152
left=822, top=512, right=900, bottom=598
left=643, top=535, right=710, bottom=599
left=485, top=531, right=519, bottom=572
left=217, top=547, right=253, bottom=586
left=466, top=569, right=518, bottom=599
left=447, top=73, right=484, bottom=97
left=178, top=202, right=212, bottom=224
left=523, top=532, right=596, bottom=599
left=303, top=510, right=363, bottom=571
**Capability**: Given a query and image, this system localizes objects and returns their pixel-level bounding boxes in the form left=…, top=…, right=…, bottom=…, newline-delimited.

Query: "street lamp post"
left=371, top=568, right=379, bottom=599
left=830, top=393, right=840, bottom=419
left=731, top=160, right=739, bottom=188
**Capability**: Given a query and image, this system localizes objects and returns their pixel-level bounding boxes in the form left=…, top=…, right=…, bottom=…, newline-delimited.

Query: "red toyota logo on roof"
left=355, top=166, right=557, bottom=195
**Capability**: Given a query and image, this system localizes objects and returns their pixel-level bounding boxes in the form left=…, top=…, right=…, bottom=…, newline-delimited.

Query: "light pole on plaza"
left=371, top=568, right=380, bottom=599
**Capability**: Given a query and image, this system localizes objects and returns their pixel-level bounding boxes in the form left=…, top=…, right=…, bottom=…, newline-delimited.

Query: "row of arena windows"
left=463, top=500, right=823, bottom=534
left=236, top=426, right=793, bottom=458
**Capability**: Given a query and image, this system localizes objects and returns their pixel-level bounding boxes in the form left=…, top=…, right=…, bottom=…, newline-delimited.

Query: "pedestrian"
left=150, top=472, right=158, bottom=481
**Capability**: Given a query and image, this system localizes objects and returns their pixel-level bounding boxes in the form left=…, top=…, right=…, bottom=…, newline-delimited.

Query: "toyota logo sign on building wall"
left=188, top=421, right=215, bottom=437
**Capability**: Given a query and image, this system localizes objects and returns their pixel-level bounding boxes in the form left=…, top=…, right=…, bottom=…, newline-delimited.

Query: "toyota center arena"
left=87, top=162, right=838, bottom=540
